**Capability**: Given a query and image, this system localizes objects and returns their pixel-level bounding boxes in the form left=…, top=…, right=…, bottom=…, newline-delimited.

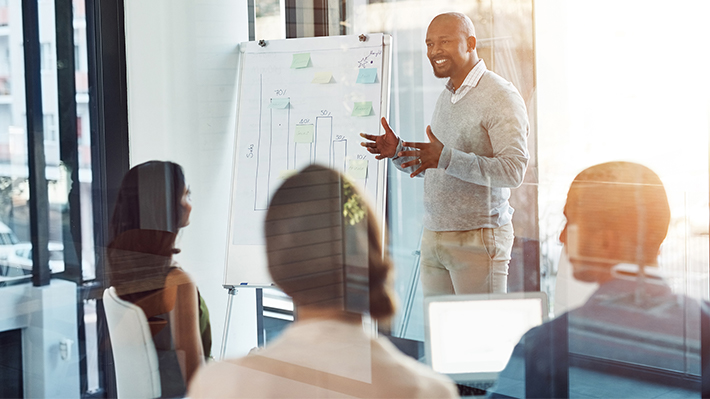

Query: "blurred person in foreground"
left=107, top=161, right=211, bottom=398
left=360, top=12, right=529, bottom=296
left=188, top=164, right=458, bottom=398
left=489, top=162, right=705, bottom=398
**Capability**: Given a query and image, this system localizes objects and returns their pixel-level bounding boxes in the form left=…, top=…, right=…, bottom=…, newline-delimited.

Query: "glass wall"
left=252, top=0, right=709, bottom=396
left=533, top=1, right=709, bottom=393
left=0, top=0, right=30, bottom=280
left=0, top=0, right=98, bottom=397
left=539, top=0, right=710, bottom=310
left=0, top=0, right=93, bottom=282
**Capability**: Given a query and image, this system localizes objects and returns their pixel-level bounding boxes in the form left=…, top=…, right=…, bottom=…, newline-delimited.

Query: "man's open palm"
left=360, top=117, right=399, bottom=159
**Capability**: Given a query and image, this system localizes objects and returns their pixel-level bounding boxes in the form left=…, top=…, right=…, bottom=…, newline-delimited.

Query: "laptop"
left=424, top=292, right=548, bottom=396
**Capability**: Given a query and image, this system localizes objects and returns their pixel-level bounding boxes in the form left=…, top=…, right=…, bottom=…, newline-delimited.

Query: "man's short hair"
left=565, top=162, right=671, bottom=266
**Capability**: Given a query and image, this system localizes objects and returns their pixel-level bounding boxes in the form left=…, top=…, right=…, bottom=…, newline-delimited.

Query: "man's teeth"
left=436, top=59, right=446, bottom=64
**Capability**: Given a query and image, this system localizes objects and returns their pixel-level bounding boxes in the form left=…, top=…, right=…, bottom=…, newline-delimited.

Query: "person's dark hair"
left=110, top=161, right=187, bottom=241
left=265, top=165, right=396, bottom=320
left=107, top=161, right=188, bottom=300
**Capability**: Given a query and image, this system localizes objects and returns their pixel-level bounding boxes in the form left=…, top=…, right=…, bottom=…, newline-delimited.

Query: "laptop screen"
left=424, top=293, right=547, bottom=382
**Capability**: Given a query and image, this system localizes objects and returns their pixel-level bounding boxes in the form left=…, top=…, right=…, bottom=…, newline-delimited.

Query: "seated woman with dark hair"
left=189, top=165, right=457, bottom=398
left=107, top=160, right=211, bottom=398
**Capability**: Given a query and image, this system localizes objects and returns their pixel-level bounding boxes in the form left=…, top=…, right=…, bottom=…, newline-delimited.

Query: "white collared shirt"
left=446, top=59, right=487, bottom=104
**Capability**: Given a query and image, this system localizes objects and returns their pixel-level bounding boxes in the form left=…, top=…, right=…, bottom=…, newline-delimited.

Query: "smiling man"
left=361, top=12, right=529, bottom=296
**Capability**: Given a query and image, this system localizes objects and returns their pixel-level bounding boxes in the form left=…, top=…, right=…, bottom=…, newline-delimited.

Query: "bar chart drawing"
left=314, top=116, right=333, bottom=167
left=292, top=127, right=312, bottom=168
left=254, top=97, right=290, bottom=210
left=332, top=137, right=347, bottom=172
left=229, top=34, right=391, bottom=260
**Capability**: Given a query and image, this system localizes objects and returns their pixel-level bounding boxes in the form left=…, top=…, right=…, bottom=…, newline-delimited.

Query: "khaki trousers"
left=420, top=223, right=514, bottom=296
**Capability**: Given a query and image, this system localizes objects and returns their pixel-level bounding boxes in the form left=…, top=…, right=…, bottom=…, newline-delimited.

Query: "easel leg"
left=219, top=287, right=238, bottom=360
left=256, top=288, right=264, bottom=347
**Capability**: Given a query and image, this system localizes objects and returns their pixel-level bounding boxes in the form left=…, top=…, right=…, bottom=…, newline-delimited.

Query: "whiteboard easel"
left=220, top=33, right=392, bottom=357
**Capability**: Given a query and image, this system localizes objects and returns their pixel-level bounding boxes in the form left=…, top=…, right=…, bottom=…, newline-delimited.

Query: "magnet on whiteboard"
left=258, top=39, right=267, bottom=47
left=358, top=34, right=367, bottom=42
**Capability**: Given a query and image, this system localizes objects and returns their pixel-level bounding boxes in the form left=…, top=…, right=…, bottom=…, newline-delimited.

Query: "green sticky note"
left=269, top=98, right=290, bottom=109
left=348, top=159, right=368, bottom=179
left=356, top=68, right=377, bottom=84
left=291, top=53, right=311, bottom=69
left=352, top=101, right=373, bottom=117
left=294, top=124, right=314, bottom=143
left=312, top=71, right=333, bottom=84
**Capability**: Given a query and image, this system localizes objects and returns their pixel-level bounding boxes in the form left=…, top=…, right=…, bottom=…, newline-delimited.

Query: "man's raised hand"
left=360, top=117, right=400, bottom=160
left=398, top=126, right=443, bottom=178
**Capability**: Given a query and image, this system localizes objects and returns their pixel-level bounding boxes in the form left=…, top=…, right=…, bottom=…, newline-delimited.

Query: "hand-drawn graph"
left=254, top=95, right=290, bottom=211
left=229, top=34, right=391, bottom=262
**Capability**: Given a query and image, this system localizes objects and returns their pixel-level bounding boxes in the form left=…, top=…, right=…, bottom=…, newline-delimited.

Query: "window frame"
left=18, top=0, right=130, bottom=396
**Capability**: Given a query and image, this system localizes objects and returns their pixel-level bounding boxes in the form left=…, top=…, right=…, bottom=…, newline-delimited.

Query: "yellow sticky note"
left=294, top=124, right=314, bottom=143
left=312, top=71, right=333, bottom=84
left=291, top=53, right=311, bottom=69
left=352, top=101, right=373, bottom=117
left=348, top=159, right=368, bottom=179
left=279, top=170, right=297, bottom=180
left=269, top=98, right=290, bottom=109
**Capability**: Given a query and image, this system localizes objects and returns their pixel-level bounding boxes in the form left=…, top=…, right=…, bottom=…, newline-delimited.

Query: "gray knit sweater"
left=393, top=70, right=529, bottom=231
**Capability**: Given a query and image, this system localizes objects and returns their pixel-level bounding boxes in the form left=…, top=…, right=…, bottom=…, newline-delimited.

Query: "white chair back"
left=103, top=286, right=162, bottom=399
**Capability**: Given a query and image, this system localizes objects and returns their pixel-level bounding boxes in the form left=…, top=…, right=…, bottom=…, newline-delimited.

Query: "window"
left=42, top=113, right=55, bottom=141
left=0, top=1, right=31, bottom=286
left=535, top=1, right=709, bottom=387
left=0, top=0, right=107, bottom=396
left=255, top=0, right=285, bottom=39
left=39, top=42, right=52, bottom=70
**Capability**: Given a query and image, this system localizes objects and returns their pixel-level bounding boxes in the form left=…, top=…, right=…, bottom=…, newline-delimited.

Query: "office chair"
left=103, top=286, right=162, bottom=399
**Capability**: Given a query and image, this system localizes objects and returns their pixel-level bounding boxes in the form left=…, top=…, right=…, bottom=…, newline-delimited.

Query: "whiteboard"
left=224, top=34, right=392, bottom=287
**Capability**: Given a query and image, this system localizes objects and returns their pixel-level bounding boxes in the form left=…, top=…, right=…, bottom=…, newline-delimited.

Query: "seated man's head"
left=560, top=162, right=670, bottom=283
left=264, top=165, right=395, bottom=320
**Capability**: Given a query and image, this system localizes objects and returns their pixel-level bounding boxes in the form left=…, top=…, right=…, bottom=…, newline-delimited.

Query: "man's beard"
left=430, top=59, right=454, bottom=78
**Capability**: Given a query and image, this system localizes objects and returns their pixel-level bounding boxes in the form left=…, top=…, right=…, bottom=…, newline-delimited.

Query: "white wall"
left=123, top=0, right=258, bottom=358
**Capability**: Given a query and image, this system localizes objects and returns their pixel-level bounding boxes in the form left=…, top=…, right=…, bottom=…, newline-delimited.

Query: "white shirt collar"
left=445, top=59, right=487, bottom=104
